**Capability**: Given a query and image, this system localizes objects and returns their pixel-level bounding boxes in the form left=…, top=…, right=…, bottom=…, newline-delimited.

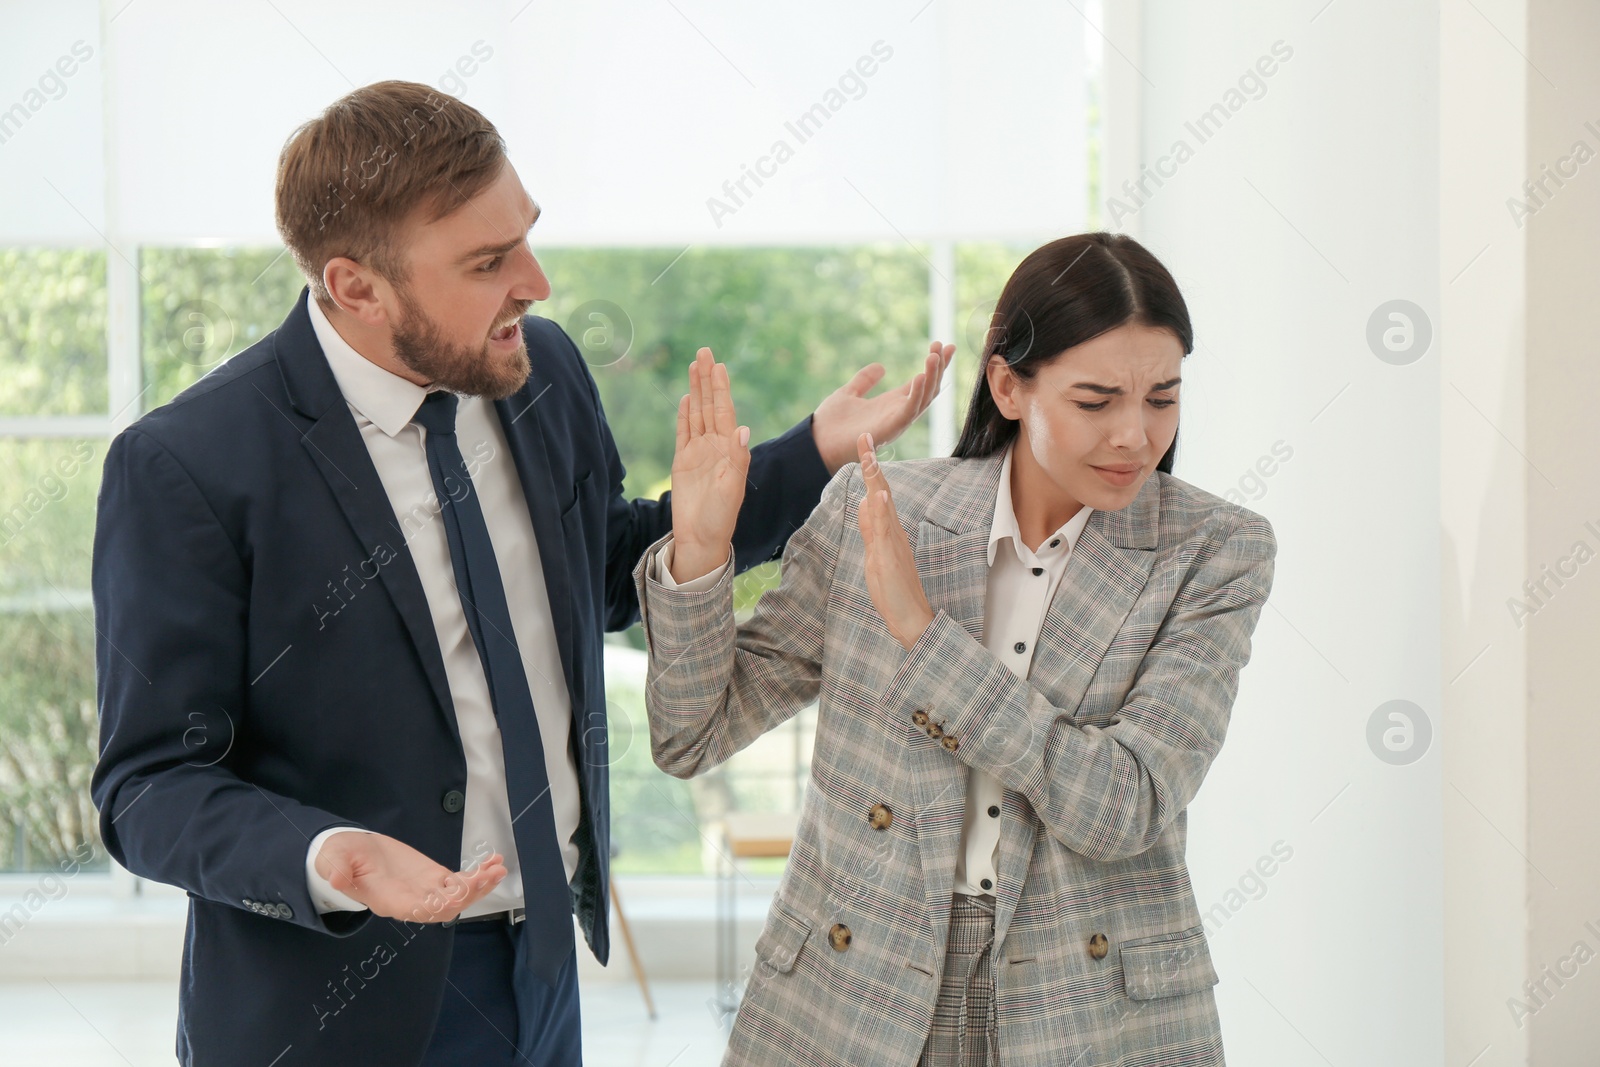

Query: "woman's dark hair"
left=952, top=232, right=1192, bottom=473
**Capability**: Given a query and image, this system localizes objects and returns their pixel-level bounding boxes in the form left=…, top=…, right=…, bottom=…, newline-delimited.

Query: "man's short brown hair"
left=274, top=80, right=507, bottom=308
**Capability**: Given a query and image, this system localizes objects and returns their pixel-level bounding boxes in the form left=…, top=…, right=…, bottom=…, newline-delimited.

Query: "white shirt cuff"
left=653, top=537, right=729, bottom=592
left=307, top=826, right=375, bottom=914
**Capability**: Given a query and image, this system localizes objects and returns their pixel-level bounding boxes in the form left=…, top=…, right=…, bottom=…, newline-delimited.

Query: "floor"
left=0, top=978, right=732, bottom=1066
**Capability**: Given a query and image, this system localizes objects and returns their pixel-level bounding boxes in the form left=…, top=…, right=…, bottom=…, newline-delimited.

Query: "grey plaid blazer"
left=631, top=449, right=1277, bottom=1067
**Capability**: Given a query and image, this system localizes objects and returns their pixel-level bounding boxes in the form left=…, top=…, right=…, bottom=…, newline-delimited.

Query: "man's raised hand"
left=811, top=341, right=956, bottom=473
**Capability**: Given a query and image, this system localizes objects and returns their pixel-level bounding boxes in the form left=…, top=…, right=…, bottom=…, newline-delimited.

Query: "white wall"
left=1441, top=0, right=1530, bottom=1064
left=1127, top=2, right=1600, bottom=1063
left=1125, top=1, right=1444, bottom=1062
left=1522, top=1, right=1600, bottom=1060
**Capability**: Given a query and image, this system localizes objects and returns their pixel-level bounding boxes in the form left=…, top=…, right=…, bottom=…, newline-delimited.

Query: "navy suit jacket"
left=89, top=287, right=832, bottom=1064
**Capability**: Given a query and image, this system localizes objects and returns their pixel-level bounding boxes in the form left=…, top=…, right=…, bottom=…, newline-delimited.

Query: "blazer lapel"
left=988, top=482, right=1161, bottom=948
left=273, top=288, right=460, bottom=744
left=491, top=383, right=580, bottom=714
left=907, top=456, right=1003, bottom=942
left=903, top=450, right=1163, bottom=953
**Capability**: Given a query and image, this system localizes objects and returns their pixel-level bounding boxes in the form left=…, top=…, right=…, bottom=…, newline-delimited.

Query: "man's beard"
left=390, top=284, right=532, bottom=399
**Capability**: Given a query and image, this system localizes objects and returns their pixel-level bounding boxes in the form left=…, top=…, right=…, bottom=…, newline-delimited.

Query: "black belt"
left=444, top=906, right=526, bottom=927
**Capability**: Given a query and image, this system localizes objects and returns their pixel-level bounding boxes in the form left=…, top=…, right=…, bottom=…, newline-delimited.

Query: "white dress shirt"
left=953, top=443, right=1091, bottom=895
left=303, top=296, right=581, bottom=917
left=651, top=442, right=1091, bottom=897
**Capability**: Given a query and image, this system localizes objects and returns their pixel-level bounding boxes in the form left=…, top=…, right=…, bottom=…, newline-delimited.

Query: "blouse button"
left=1013, top=641, right=1026, bottom=654
left=1032, top=567, right=1043, bottom=576
left=987, top=805, right=1000, bottom=818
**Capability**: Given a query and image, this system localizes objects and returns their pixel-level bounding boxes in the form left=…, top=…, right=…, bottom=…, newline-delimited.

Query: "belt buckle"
left=445, top=907, right=524, bottom=928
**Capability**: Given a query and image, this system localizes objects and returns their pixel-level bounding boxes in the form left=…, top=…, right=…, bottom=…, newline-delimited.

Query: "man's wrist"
left=809, top=414, right=847, bottom=474
left=308, top=827, right=373, bottom=914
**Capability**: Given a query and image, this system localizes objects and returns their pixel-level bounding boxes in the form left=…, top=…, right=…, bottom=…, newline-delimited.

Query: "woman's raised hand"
left=668, top=348, right=751, bottom=582
left=857, top=432, right=936, bottom=651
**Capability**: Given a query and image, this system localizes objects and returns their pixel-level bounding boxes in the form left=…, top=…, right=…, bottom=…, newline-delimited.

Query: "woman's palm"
left=670, top=349, right=750, bottom=557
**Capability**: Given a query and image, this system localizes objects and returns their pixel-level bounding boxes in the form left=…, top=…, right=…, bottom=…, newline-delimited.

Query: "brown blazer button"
left=829, top=923, right=853, bottom=951
left=926, top=722, right=944, bottom=739
left=1088, top=933, right=1109, bottom=960
left=911, top=710, right=930, bottom=727
left=941, top=735, right=959, bottom=752
left=868, top=803, right=892, bottom=830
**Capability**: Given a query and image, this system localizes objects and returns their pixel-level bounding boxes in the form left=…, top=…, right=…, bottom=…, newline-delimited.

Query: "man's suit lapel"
left=273, top=289, right=462, bottom=744
left=906, top=448, right=1163, bottom=952
left=491, top=382, right=580, bottom=714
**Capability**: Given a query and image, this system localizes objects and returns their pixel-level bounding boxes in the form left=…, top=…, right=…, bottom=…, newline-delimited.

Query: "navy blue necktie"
left=413, top=390, right=573, bottom=983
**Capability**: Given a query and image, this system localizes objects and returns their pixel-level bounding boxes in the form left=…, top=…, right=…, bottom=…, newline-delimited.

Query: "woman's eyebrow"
left=1070, top=377, right=1182, bottom=395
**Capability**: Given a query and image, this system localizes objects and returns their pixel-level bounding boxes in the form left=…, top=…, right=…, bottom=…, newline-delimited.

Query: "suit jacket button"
left=925, top=723, right=944, bottom=739
left=442, top=789, right=466, bottom=813
left=868, top=804, right=892, bottom=830
left=1088, top=933, right=1109, bottom=960
left=828, top=923, right=853, bottom=951
left=911, top=710, right=929, bottom=727
left=941, top=735, right=959, bottom=752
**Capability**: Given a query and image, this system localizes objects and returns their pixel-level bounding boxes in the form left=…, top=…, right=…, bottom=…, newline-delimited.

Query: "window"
left=0, top=249, right=108, bottom=872
left=537, top=245, right=930, bottom=871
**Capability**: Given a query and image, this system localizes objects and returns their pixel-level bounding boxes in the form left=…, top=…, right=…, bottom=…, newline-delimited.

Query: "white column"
left=1099, top=0, right=1144, bottom=237
left=928, top=240, right=955, bottom=458
left=1138, top=1, right=1443, bottom=1061
left=1522, top=0, right=1600, bottom=1059
left=1441, top=0, right=1530, bottom=1061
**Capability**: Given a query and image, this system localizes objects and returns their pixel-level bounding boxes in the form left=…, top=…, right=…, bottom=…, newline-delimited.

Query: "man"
left=90, top=79, right=951, bottom=1066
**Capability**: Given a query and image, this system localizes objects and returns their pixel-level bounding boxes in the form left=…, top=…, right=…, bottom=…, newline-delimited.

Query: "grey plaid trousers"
left=918, top=893, right=999, bottom=1067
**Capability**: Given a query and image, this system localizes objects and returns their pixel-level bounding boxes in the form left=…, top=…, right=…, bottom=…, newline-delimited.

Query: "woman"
left=632, top=233, right=1276, bottom=1066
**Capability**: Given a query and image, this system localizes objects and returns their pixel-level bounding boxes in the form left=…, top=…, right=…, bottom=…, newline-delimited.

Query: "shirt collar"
left=987, top=441, right=1094, bottom=568
left=306, top=294, right=439, bottom=437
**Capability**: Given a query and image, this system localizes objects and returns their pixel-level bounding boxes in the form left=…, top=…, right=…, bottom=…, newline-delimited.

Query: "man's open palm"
left=315, top=830, right=506, bottom=923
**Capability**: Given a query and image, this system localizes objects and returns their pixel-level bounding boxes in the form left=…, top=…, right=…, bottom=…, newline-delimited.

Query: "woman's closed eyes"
left=1074, top=397, right=1178, bottom=412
